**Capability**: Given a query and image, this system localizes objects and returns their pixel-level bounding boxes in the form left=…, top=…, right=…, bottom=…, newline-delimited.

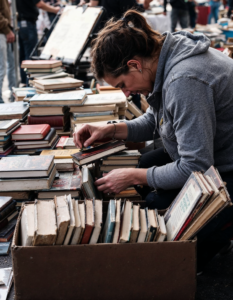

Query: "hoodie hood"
left=153, top=31, right=211, bottom=93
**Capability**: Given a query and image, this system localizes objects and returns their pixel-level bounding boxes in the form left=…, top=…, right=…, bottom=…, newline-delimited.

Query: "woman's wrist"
left=128, top=168, right=148, bottom=186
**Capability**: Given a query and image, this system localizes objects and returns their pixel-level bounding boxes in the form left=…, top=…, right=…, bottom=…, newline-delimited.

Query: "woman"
left=73, top=10, right=233, bottom=271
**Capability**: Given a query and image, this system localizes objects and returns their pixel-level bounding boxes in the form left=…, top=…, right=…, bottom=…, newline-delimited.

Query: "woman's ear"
left=127, top=59, right=142, bottom=72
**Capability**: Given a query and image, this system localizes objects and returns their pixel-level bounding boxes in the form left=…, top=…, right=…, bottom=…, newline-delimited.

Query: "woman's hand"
left=95, top=168, right=148, bottom=194
left=73, top=124, right=113, bottom=148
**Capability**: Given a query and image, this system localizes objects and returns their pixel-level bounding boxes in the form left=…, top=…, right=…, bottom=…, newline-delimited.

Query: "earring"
left=139, top=69, right=142, bottom=73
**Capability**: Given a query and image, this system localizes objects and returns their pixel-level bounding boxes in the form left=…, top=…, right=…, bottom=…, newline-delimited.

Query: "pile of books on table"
left=12, top=87, right=36, bottom=102
left=0, top=120, right=21, bottom=157
left=0, top=102, right=29, bottom=123
left=12, top=124, right=59, bottom=155
left=20, top=196, right=167, bottom=246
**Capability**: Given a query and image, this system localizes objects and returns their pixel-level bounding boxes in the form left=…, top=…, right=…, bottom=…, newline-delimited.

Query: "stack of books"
left=0, top=197, right=18, bottom=249
left=12, top=87, right=36, bottom=102
left=0, top=102, right=29, bottom=123
left=0, top=120, right=21, bottom=157
left=0, top=156, right=56, bottom=191
left=20, top=196, right=103, bottom=246
left=125, top=100, right=143, bottom=120
left=96, top=84, right=121, bottom=94
left=11, top=124, right=59, bottom=155
left=100, top=150, right=141, bottom=173
left=165, top=166, right=232, bottom=241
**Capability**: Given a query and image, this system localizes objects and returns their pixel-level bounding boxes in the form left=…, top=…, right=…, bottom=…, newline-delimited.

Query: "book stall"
left=1, top=4, right=233, bottom=300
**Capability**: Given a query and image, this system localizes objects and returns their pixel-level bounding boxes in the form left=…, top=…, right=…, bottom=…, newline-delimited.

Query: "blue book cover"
left=0, top=241, right=11, bottom=255
left=103, top=200, right=116, bottom=243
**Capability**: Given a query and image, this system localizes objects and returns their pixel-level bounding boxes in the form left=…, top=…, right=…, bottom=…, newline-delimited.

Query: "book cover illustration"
left=0, top=156, right=54, bottom=172
left=72, top=140, right=125, bottom=161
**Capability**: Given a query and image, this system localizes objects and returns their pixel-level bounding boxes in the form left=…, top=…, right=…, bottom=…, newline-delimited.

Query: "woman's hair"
left=91, top=9, right=165, bottom=79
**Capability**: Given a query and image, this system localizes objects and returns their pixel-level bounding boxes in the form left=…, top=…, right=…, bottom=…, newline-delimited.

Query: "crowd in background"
left=0, top=0, right=231, bottom=103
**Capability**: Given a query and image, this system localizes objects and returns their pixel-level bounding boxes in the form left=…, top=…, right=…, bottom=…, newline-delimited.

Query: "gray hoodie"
left=125, top=31, right=233, bottom=190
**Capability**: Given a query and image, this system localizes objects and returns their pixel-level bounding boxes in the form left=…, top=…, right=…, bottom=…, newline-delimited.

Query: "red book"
left=28, top=115, right=69, bottom=129
left=56, top=136, right=69, bottom=149
left=81, top=199, right=94, bottom=244
left=12, top=124, right=51, bottom=140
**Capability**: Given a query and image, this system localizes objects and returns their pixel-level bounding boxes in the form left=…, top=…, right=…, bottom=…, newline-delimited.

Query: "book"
left=105, top=150, right=141, bottom=160
left=100, top=165, right=136, bottom=172
left=0, top=267, right=13, bottom=300
left=0, top=119, right=20, bottom=136
left=0, top=197, right=13, bottom=211
left=71, top=113, right=119, bottom=124
left=55, top=195, right=70, bottom=245
left=156, top=215, right=167, bottom=242
left=80, top=93, right=126, bottom=108
left=125, top=110, right=134, bottom=120
left=33, top=78, right=83, bottom=91
left=0, top=201, right=16, bottom=222
left=12, top=124, right=51, bottom=140
left=20, top=204, right=35, bottom=246
left=0, top=146, right=14, bottom=157
left=70, top=200, right=82, bottom=245
left=0, top=191, right=32, bottom=200
left=63, top=196, right=75, bottom=245
left=37, top=167, right=81, bottom=199
left=89, top=199, right=103, bottom=244
left=41, top=149, right=80, bottom=159
left=102, top=159, right=139, bottom=165
left=0, top=211, right=18, bottom=230
left=127, top=101, right=143, bottom=118
left=30, top=91, right=86, bottom=106
left=29, top=106, right=69, bottom=116
left=0, top=102, right=29, bottom=120
left=0, top=164, right=56, bottom=191
left=14, top=128, right=56, bottom=146
left=81, top=199, right=95, bottom=244
left=72, top=141, right=126, bottom=166
left=21, top=60, right=62, bottom=69
left=112, top=199, right=121, bottom=243
left=129, top=204, right=140, bottom=243
left=0, top=155, right=54, bottom=178
left=103, top=200, right=116, bottom=243
left=33, top=200, right=57, bottom=246
left=0, top=217, right=17, bottom=242
left=0, top=242, right=11, bottom=255
left=70, top=104, right=116, bottom=113
left=56, top=136, right=70, bottom=149
left=12, top=87, right=36, bottom=101
left=28, top=115, right=69, bottom=131
left=63, top=138, right=76, bottom=149
left=119, top=200, right=133, bottom=243
left=145, top=209, right=159, bottom=242
left=25, top=66, right=62, bottom=73
left=78, top=202, right=85, bottom=244
left=54, top=158, right=74, bottom=172
left=82, top=166, right=100, bottom=199
left=137, top=208, right=148, bottom=243
left=96, top=84, right=121, bottom=93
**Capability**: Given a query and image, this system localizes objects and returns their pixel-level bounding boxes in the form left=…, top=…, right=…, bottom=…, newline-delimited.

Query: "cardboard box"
left=12, top=203, right=196, bottom=300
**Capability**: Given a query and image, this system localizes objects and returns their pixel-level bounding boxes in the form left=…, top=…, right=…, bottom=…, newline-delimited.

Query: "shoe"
left=219, top=240, right=233, bottom=255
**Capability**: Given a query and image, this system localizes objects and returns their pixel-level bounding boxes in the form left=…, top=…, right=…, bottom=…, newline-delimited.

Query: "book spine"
left=0, top=202, right=16, bottom=221
left=81, top=225, right=94, bottom=244
left=40, top=125, right=51, bottom=138
left=28, top=115, right=65, bottom=127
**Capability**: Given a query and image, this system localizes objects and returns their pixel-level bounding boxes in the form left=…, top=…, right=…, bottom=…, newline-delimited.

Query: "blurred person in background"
left=0, top=0, right=15, bottom=103
left=164, top=0, right=189, bottom=32
left=187, top=0, right=197, bottom=28
left=16, top=0, right=60, bottom=85
left=44, top=0, right=60, bottom=23
left=227, top=0, right=233, bottom=18
left=208, top=0, right=220, bottom=24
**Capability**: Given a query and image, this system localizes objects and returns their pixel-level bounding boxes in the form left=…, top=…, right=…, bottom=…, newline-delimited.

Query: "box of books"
left=11, top=198, right=196, bottom=300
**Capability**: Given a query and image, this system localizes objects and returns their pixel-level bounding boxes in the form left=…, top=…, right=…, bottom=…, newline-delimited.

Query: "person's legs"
left=179, top=10, right=189, bottom=29
left=213, top=2, right=220, bottom=23
left=0, top=34, right=7, bottom=103
left=208, top=3, right=214, bottom=24
left=7, top=43, right=16, bottom=102
left=171, top=8, right=179, bottom=32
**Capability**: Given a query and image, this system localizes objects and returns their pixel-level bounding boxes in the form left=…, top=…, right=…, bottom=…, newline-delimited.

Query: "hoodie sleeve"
left=124, top=106, right=155, bottom=142
left=0, top=12, right=11, bottom=35
left=147, top=76, right=215, bottom=190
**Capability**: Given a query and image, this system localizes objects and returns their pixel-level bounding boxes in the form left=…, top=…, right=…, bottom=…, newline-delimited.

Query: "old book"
left=119, top=200, right=133, bottom=243
left=14, top=128, right=56, bottom=146
left=72, top=141, right=126, bottom=166
left=71, top=113, right=118, bottom=124
left=0, top=242, right=11, bottom=255
left=0, top=119, right=20, bottom=136
left=156, top=215, right=167, bottom=242
left=0, top=155, right=54, bottom=178
left=0, top=211, right=18, bottom=230
left=55, top=195, right=70, bottom=245
left=96, top=84, right=121, bottom=93
left=137, top=208, right=149, bottom=243
left=12, top=87, right=36, bottom=101
left=0, top=202, right=16, bottom=222
left=63, top=196, right=75, bottom=245
left=129, top=204, right=140, bottom=243
left=15, top=134, right=58, bottom=150
left=56, top=136, right=70, bottom=149
left=89, top=199, right=103, bottom=244
left=54, top=158, right=74, bottom=172
left=102, top=159, right=138, bottom=165
left=63, top=138, right=76, bottom=149
left=0, top=267, right=13, bottom=300
left=125, top=110, right=134, bottom=120
left=33, top=78, right=83, bottom=91
left=0, top=165, right=56, bottom=191
left=164, top=173, right=204, bottom=241
left=12, top=124, right=51, bottom=140
left=0, top=216, right=17, bottom=242
left=127, top=101, right=143, bottom=118
left=82, top=93, right=126, bottom=108
left=82, top=166, right=100, bottom=199
left=29, top=106, right=69, bottom=116
left=0, top=197, right=13, bottom=212
left=81, top=199, right=94, bottom=244
left=33, top=200, right=57, bottom=246
left=0, top=102, right=29, bottom=120
left=37, top=167, right=81, bottom=199
left=146, top=209, right=159, bottom=242
left=105, top=150, right=141, bottom=160
left=112, top=199, right=121, bottom=244
left=78, top=202, right=85, bottom=243
left=21, top=204, right=35, bottom=246
left=70, top=200, right=82, bottom=245
left=28, top=115, right=69, bottom=131
left=103, top=199, right=116, bottom=243
left=100, top=165, right=136, bottom=172
left=0, top=191, right=32, bottom=200
left=25, top=66, right=62, bottom=73
left=41, top=149, right=80, bottom=159
left=21, top=60, right=62, bottom=69
left=70, top=104, right=116, bottom=113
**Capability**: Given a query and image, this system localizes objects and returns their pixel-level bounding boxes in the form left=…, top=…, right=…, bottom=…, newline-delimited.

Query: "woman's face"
left=104, top=66, right=154, bottom=97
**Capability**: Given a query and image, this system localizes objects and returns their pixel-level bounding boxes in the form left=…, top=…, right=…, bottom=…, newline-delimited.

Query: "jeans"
left=0, top=34, right=16, bottom=103
left=136, top=147, right=233, bottom=269
left=208, top=1, right=220, bottom=24
left=171, top=8, right=189, bottom=32
left=18, top=20, right=38, bottom=84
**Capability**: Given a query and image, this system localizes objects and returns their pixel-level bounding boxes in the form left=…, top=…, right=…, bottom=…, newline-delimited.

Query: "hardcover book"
left=21, top=204, right=35, bottom=246
left=89, top=199, right=103, bottom=244
left=28, top=115, right=69, bottom=131
left=56, top=136, right=70, bottom=149
left=0, top=242, right=11, bottom=255
left=81, top=199, right=95, bottom=244
left=33, top=78, right=83, bottom=91
left=103, top=200, right=116, bottom=243
left=63, top=196, right=75, bottom=245
left=0, top=120, right=20, bottom=136
left=71, top=140, right=126, bottom=166
left=0, top=102, right=29, bottom=120
left=14, top=128, right=56, bottom=146
left=12, top=124, right=51, bottom=140
left=41, top=149, right=80, bottom=158
left=55, top=195, right=70, bottom=245
left=21, top=60, right=62, bottom=69
left=0, top=197, right=13, bottom=212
